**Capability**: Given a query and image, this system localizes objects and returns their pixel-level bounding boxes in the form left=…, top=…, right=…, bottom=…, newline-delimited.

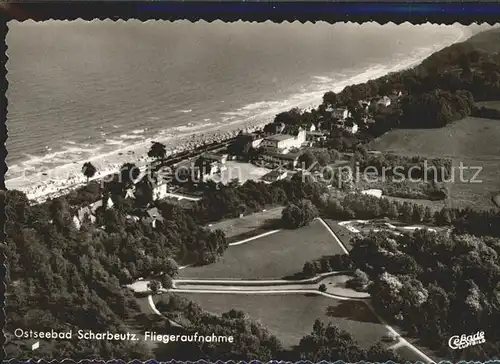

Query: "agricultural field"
left=173, top=292, right=390, bottom=350
left=369, top=117, right=500, bottom=210
left=179, top=219, right=345, bottom=279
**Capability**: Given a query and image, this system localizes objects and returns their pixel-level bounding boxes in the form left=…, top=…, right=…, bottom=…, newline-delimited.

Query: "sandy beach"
left=6, top=25, right=469, bottom=204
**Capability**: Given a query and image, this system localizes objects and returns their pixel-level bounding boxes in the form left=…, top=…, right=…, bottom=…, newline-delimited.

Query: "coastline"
left=6, top=26, right=469, bottom=204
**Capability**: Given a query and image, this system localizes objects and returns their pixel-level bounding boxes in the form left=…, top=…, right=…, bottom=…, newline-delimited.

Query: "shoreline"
left=6, top=27, right=469, bottom=204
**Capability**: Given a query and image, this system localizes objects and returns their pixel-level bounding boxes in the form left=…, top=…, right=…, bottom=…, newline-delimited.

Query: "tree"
left=82, top=162, right=97, bottom=182
left=303, top=261, right=316, bottom=277
left=318, top=283, right=327, bottom=292
left=281, top=199, right=319, bottom=229
left=148, top=141, right=167, bottom=161
left=147, top=280, right=162, bottom=295
left=120, top=162, right=141, bottom=185
left=323, top=91, right=338, bottom=107
left=160, top=274, right=173, bottom=290
left=346, top=269, right=370, bottom=291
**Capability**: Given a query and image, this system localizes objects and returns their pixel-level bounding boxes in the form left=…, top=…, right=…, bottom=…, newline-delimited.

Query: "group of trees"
left=155, top=295, right=283, bottom=360
left=5, top=190, right=156, bottom=359
left=281, top=199, right=319, bottom=229
left=4, top=185, right=231, bottom=359
left=297, top=147, right=340, bottom=170
left=345, top=229, right=500, bottom=360
left=400, top=89, right=475, bottom=128
left=191, top=173, right=328, bottom=224
left=355, top=153, right=452, bottom=182
left=293, top=319, right=401, bottom=362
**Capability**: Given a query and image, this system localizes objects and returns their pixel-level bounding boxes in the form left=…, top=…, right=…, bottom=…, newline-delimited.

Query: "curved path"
left=131, top=216, right=434, bottom=363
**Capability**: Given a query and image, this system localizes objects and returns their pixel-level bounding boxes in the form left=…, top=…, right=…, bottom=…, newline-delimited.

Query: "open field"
left=206, top=206, right=284, bottom=240
left=171, top=293, right=390, bottom=350
left=476, top=100, right=500, bottom=111
left=180, top=219, right=345, bottom=279
left=369, top=117, right=500, bottom=210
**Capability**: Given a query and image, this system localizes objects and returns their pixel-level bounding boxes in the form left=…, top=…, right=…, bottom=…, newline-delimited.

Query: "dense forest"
left=348, top=230, right=500, bottom=361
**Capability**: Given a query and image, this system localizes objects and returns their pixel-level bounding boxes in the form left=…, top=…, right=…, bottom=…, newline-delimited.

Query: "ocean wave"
left=132, top=129, right=146, bottom=134
left=105, top=139, right=125, bottom=145
left=178, top=109, right=193, bottom=113
left=312, top=75, right=334, bottom=84
left=119, top=134, right=145, bottom=140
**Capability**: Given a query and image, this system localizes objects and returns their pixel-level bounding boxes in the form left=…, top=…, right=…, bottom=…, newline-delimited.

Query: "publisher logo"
left=448, top=331, right=485, bottom=350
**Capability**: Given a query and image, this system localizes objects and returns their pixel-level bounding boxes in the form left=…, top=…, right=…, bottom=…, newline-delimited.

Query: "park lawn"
left=207, top=206, right=284, bottom=240
left=476, top=100, right=500, bottom=111
left=369, top=117, right=500, bottom=210
left=322, top=218, right=358, bottom=251
left=172, top=292, right=390, bottom=351
left=179, top=219, right=345, bottom=279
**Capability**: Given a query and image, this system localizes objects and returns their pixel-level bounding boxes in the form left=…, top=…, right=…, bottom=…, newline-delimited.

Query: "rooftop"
left=203, top=153, right=227, bottom=160
left=264, top=151, right=302, bottom=160
left=146, top=207, right=164, bottom=221
left=263, top=169, right=288, bottom=178
left=265, top=134, right=296, bottom=142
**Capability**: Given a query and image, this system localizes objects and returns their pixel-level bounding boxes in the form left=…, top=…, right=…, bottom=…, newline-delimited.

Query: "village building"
left=372, top=95, right=391, bottom=107
left=172, top=159, right=195, bottom=183
left=306, top=130, right=327, bottom=143
left=196, top=153, right=228, bottom=178
left=153, top=183, right=169, bottom=200
left=335, top=120, right=359, bottom=134
left=261, top=169, right=288, bottom=183
left=144, top=207, right=164, bottom=229
left=266, top=122, right=286, bottom=135
left=345, top=122, right=359, bottom=134
left=332, top=108, right=351, bottom=121
left=72, top=196, right=113, bottom=230
left=260, top=150, right=302, bottom=169
left=125, top=187, right=135, bottom=199
left=261, top=128, right=306, bottom=154
left=239, top=132, right=264, bottom=149
left=358, top=100, right=370, bottom=112
left=202, top=152, right=228, bottom=166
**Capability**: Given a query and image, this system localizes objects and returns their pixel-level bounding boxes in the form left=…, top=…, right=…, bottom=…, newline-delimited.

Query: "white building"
left=358, top=100, right=370, bottom=112
left=306, top=131, right=327, bottom=143
left=346, top=123, right=359, bottom=134
left=260, top=151, right=301, bottom=169
left=73, top=204, right=98, bottom=230
left=261, top=129, right=306, bottom=153
left=261, top=169, right=288, bottom=183
left=153, top=183, right=169, bottom=200
left=374, top=96, right=391, bottom=107
left=331, top=108, right=351, bottom=120
left=251, top=138, right=263, bottom=149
